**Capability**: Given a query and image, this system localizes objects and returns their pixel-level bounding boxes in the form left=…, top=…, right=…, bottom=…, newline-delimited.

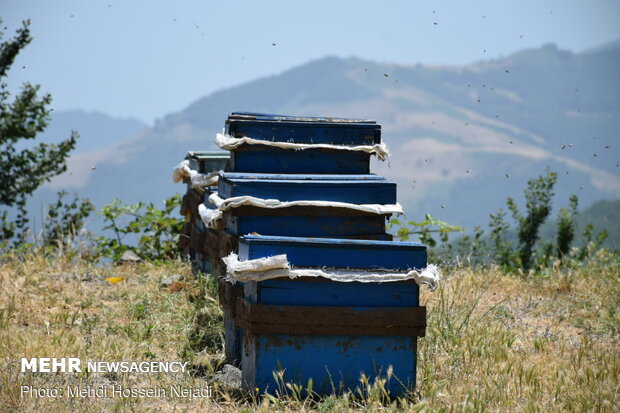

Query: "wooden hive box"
left=229, top=146, right=372, bottom=175
left=225, top=112, right=381, bottom=174
left=180, top=151, right=229, bottom=274
left=217, top=172, right=396, bottom=240
left=226, top=112, right=381, bottom=145
left=235, top=235, right=427, bottom=396
left=185, top=150, right=229, bottom=174
left=218, top=173, right=396, bottom=204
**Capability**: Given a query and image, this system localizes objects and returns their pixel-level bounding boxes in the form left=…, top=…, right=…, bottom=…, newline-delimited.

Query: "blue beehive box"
left=230, top=146, right=371, bottom=175
left=224, top=213, right=391, bottom=240
left=235, top=235, right=427, bottom=396
left=216, top=173, right=396, bottom=240
left=225, top=113, right=381, bottom=174
left=226, top=112, right=381, bottom=145
left=185, top=150, right=229, bottom=174
left=218, top=173, right=396, bottom=205
left=179, top=151, right=230, bottom=275
left=238, top=235, right=426, bottom=269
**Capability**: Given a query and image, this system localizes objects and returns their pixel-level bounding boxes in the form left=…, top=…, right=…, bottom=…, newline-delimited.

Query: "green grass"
left=0, top=252, right=618, bottom=412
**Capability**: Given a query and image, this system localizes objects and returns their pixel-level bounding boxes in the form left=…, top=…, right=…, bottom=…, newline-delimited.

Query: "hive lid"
left=228, top=112, right=376, bottom=124
left=220, top=172, right=385, bottom=181
left=240, top=234, right=424, bottom=249
left=186, top=151, right=230, bottom=159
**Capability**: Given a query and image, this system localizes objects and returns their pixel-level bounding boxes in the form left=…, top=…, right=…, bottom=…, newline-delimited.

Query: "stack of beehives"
left=175, top=113, right=437, bottom=396
left=175, top=151, right=228, bottom=275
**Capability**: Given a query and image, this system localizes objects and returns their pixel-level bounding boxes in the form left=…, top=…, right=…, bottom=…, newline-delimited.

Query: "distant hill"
left=31, top=43, right=620, bottom=234
left=539, top=198, right=620, bottom=250
left=21, top=110, right=146, bottom=229
left=40, top=110, right=146, bottom=153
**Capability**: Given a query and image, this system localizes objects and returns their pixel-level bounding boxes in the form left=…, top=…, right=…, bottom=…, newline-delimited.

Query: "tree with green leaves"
left=0, top=20, right=78, bottom=243
left=506, top=169, right=557, bottom=271
left=556, top=194, right=578, bottom=259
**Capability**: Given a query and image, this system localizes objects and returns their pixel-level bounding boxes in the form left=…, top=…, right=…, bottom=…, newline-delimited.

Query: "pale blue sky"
left=2, top=0, right=619, bottom=124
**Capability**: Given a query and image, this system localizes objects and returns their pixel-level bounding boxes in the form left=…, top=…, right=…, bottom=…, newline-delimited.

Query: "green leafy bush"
left=388, top=214, right=462, bottom=250
left=488, top=209, right=517, bottom=270
left=93, top=195, right=184, bottom=261
left=43, top=191, right=95, bottom=248
left=578, top=222, right=608, bottom=262
left=417, top=169, right=611, bottom=274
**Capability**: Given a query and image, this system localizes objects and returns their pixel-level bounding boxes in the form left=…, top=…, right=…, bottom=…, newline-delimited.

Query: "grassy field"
left=0, top=252, right=618, bottom=412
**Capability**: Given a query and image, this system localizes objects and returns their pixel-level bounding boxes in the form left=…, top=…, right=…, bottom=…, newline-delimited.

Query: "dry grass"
left=417, top=258, right=619, bottom=412
left=0, top=253, right=224, bottom=412
left=0, top=252, right=618, bottom=412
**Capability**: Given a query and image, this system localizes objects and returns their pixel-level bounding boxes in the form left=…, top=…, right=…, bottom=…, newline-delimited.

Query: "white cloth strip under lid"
left=215, top=133, right=389, bottom=161
left=198, top=193, right=404, bottom=230
left=209, top=193, right=403, bottom=215
left=172, top=159, right=220, bottom=188
left=222, top=253, right=440, bottom=291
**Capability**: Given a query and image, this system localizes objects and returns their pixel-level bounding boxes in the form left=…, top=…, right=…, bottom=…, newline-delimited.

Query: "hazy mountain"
left=40, top=110, right=147, bottom=153
left=22, top=111, right=146, bottom=229
left=34, top=43, right=620, bottom=235
left=539, top=199, right=620, bottom=250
